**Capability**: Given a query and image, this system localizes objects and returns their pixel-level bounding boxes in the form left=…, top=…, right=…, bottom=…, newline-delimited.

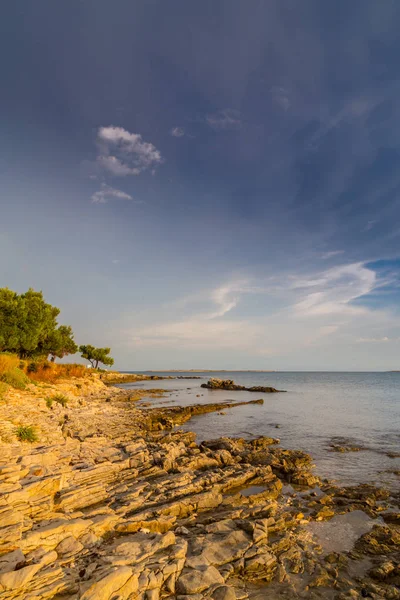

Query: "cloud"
left=170, top=127, right=185, bottom=137
left=271, top=86, right=291, bottom=111
left=129, top=261, right=394, bottom=356
left=91, top=183, right=134, bottom=204
left=357, top=336, right=390, bottom=343
left=96, top=126, right=163, bottom=176
left=206, top=109, right=242, bottom=130
left=292, top=263, right=376, bottom=317
left=363, top=220, right=377, bottom=232
left=320, top=250, right=345, bottom=260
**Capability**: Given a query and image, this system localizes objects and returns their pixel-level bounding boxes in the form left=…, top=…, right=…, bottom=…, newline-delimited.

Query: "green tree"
left=79, top=345, right=114, bottom=369
left=0, top=287, right=77, bottom=360
left=40, top=325, right=78, bottom=362
left=18, top=289, right=60, bottom=358
left=0, top=288, right=23, bottom=353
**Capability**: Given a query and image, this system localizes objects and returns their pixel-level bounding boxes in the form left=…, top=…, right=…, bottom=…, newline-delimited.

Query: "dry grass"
left=0, top=353, right=20, bottom=377
left=26, top=362, right=87, bottom=383
left=0, top=354, right=87, bottom=384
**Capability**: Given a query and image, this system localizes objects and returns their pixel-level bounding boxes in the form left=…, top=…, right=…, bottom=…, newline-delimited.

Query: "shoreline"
left=0, top=372, right=398, bottom=599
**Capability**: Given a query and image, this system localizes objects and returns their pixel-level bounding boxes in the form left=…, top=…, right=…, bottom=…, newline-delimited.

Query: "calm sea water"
left=120, top=372, right=400, bottom=490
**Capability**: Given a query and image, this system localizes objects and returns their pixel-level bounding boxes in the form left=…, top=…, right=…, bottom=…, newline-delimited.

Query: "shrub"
left=0, top=353, right=20, bottom=377
left=46, top=393, right=68, bottom=407
left=16, top=425, right=38, bottom=443
left=26, top=361, right=86, bottom=383
left=1, top=367, right=30, bottom=390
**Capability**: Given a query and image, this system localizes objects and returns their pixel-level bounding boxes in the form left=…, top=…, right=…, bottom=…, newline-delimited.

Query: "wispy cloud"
left=357, top=336, right=390, bottom=343
left=96, top=126, right=163, bottom=176
left=271, top=86, right=291, bottom=111
left=292, top=263, right=376, bottom=317
left=170, top=127, right=185, bottom=137
left=206, top=109, right=242, bottom=130
left=129, top=261, right=394, bottom=355
left=320, top=250, right=345, bottom=260
left=91, top=183, right=135, bottom=204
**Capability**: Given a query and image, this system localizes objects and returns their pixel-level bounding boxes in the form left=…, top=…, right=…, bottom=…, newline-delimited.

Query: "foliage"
left=1, top=367, right=30, bottom=390
left=79, top=345, right=114, bottom=369
left=16, top=425, right=38, bottom=443
left=45, top=397, right=53, bottom=408
left=40, top=325, right=78, bottom=362
left=47, top=393, right=68, bottom=407
left=0, top=288, right=77, bottom=360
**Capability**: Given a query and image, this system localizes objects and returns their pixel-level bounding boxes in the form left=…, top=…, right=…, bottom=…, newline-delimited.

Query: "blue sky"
left=2, top=0, right=400, bottom=370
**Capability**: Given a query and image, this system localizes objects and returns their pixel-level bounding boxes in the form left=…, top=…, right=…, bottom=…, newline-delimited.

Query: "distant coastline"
left=124, top=369, right=278, bottom=373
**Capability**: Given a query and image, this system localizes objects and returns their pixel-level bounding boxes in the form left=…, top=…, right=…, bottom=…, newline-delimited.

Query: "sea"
left=119, top=371, right=400, bottom=491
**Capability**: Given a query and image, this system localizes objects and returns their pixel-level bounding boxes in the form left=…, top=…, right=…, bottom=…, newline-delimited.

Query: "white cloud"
left=320, top=250, right=345, bottom=260
left=357, top=336, right=390, bottom=343
left=96, top=126, right=163, bottom=176
left=206, top=109, right=242, bottom=130
left=128, top=262, right=394, bottom=357
left=207, top=281, right=249, bottom=318
left=91, top=183, right=134, bottom=204
left=170, top=127, right=185, bottom=137
left=292, top=263, right=376, bottom=317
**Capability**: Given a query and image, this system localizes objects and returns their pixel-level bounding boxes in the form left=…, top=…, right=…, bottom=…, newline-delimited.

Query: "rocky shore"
left=0, top=373, right=399, bottom=599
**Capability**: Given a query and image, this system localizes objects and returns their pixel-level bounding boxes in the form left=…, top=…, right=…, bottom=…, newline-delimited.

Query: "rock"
left=56, top=534, right=84, bottom=556
left=0, top=549, right=25, bottom=574
left=176, top=565, right=225, bottom=594
left=369, top=560, right=396, bottom=581
left=107, top=531, right=176, bottom=565
left=200, top=529, right=252, bottom=566
left=211, top=585, right=237, bottom=600
left=244, top=551, right=277, bottom=581
left=0, top=562, right=42, bottom=591
left=80, top=567, right=134, bottom=600
left=200, top=378, right=284, bottom=393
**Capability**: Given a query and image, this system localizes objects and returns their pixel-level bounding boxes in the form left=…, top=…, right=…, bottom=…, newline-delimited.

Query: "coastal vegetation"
left=79, top=344, right=114, bottom=369
left=0, top=287, right=77, bottom=359
left=15, top=424, right=38, bottom=442
left=0, top=287, right=115, bottom=389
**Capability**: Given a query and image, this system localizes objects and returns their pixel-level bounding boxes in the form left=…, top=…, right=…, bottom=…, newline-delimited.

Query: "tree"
left=0, top=287, right=77, bottom=360
left=40, top=326, right=78, bottom=362
left=79, top=345, right=114, bottom=369
left=0, top=288, right=23, bottom=353
left=18, top=289, right=60, bottom=358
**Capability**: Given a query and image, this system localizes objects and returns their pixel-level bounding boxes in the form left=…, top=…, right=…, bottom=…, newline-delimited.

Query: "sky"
left=2, top=0, right=400, bottom=370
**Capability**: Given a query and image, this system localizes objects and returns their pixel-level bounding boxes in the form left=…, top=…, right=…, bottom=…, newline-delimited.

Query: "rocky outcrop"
left=201, top=378, right=285, bottom=393
left=146, top=399, right=265, bottom=430
left=0, top=374, right=399, bottom=600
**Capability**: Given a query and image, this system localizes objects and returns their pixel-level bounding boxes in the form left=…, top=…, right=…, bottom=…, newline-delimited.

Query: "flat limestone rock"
left=176, top=565, right=225, bottom=594
left=200, top=529, right=252, bottom=566
left=80, top=567, right=134, bottom=600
